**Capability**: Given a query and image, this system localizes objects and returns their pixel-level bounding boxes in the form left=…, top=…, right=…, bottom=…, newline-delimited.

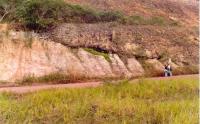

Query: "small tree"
left=0, top=0, right=10, bottom=22
left=16, top=0, right=67, bottom=30
left=0, top=0, right=23, bottom=22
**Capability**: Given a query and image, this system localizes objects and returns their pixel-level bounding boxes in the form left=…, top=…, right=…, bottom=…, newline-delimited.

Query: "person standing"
left=167, top=64, right=172, bottom=76
left=164, top=64, right=172, bottom=77
left=164, top=65, right=168, bottom=77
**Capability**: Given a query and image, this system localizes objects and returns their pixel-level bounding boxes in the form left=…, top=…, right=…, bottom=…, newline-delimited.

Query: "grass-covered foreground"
left=0, top=77, right=198, bottom=124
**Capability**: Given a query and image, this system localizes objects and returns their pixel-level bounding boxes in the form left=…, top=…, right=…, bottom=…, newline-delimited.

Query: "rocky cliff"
left=0, top=28, right=145, bottom=82
left=0, top=21, right=199, bottom=82
left=48, top=23, right=198, bottom=66
left=0, top=23, right=198, bottom=82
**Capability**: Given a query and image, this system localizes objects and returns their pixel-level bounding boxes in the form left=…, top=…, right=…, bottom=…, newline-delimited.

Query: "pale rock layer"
left=0, top=31, right=145, bottom=82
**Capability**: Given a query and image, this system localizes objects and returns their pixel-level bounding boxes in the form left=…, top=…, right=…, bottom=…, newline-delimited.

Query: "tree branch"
left=0, top=6, right=9, bottom=22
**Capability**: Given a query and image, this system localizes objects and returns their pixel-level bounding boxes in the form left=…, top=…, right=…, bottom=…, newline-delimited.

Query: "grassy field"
left=0, top=77, right=198, bottom=124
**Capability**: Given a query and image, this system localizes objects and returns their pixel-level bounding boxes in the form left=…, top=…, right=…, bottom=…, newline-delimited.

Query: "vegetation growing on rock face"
left=0, top=0, right=179, bottom=30
left=84, top=48, right=111, bottom=62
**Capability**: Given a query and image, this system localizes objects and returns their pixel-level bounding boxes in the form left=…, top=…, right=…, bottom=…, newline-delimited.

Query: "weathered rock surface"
left=145, top=59, right=164, bottom=71
left=49, top=23, right=198, bottom=66
left=0, top=31, right=145, bottom=82
left=0, top=22, right=198, bottom=82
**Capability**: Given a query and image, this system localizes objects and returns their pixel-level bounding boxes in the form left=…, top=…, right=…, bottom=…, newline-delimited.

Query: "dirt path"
left=0, top=75, right=198, bottom=94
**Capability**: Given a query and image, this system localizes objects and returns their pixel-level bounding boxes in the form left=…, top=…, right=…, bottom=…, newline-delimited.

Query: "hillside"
left=0, top=0, right=199, bottom=82
left=65, top=0, right=198, bottom=26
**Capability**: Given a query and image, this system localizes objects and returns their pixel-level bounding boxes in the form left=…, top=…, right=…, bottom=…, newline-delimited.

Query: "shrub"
left=99, top=11, right=124, bottom=22
left=66, top=4, right=101, bottom=23
left=0, top=0, right=24, bottom=22
left=16, top=0, right=67, bottom=30
left=20, top=73, right=68, bottom=84
left=120, top=15, right=168, bottom=26
left=1, top=0, right=179, bottom=30
left=125, top=15, right=145, bottom=25
left=15, top=0, right=124, bottom=30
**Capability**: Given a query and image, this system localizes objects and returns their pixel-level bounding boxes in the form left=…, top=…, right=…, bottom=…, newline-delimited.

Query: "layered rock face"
left=0, top=22, right=198, bottom=82
left=0, top=30, right=144, bottom=82
left=49, top=23, right=199, bottom=66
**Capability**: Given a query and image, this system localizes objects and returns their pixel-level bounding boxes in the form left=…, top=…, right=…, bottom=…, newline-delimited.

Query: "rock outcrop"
left=0, top=30, right=144, bottom=82
left=49, top=23, right=199, bottom=66
left=0, top=22, right=198, bottom=82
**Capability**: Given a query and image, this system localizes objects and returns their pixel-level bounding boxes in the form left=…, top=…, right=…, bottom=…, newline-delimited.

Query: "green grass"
left=120, top=15, right=175, bottom=26
left=84, top=48, right=111, bottom=62
left=0, top=77, right=198, bottom=124
left=19, top=72, right=92, bottom=85
left=20, top=73, right=68, bottom=84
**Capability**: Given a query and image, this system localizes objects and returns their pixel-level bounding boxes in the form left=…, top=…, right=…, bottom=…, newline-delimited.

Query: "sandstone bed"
left=0, top=30, right=145, bottom=82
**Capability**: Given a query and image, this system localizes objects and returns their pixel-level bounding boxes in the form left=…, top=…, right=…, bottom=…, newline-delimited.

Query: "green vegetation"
left=0, top=77, right=198, bottom=123
left=148, top=16, right=165, bottom=25
left=17, top=0, right=67, bottom=29
left=0, top=0, right=124, bottom=30
left=0, top=0, right=179, bottom=30
left=20, top=73, right=69, bottom=84
left=128, top=15, right=146, bottom=25
left=120, top=15, right=170, bottom=26
left=84, top=48, right=111, bottom=62
left=19, top=72, right=94, bottom=85
left=0, top=0, right=20, bottom=22
left=121, top=15, right=145, bottom=25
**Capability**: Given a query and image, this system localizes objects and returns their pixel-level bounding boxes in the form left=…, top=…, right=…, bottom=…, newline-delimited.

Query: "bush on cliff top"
left=0, top=0, right=177, bottom=30
left=0, top=0, right=124, bottom=30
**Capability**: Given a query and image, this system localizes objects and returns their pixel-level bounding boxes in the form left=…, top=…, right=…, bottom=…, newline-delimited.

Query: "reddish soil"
left=0, top=74, right=198, bottom=94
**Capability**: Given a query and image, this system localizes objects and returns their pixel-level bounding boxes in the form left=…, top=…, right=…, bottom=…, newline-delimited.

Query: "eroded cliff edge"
left=0, top=23, right=198, bottom=82
left=0, top=29, right=144, bottom=82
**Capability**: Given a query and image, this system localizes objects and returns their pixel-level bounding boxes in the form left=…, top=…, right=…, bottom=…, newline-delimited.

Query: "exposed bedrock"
left=0, top=31, right=144, bottom=82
